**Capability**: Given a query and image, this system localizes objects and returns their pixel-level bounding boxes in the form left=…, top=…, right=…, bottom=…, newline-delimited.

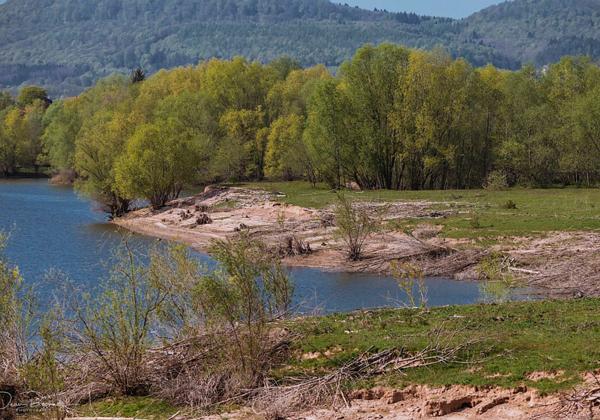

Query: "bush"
left=0, top=234, right=25, bottom=386
left=469, top=213, right=482, bottom=229
left=333, top=193, right=379, bottom=261
left=390, top=261, right=428, bottom=310
left=484, top=170, right=509, bottom=191
left=501, top=199, right=517, bottom=209
left=195, top=233, right=293, bottom=385
left=477, top=253, right=519, bottom=303
left=68, top=241, right=169, bottom=396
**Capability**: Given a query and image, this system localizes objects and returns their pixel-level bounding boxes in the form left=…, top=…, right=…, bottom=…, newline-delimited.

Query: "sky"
left=344, top=0, right=504, bottom=19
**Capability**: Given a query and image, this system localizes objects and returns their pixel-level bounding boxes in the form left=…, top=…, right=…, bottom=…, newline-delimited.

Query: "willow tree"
left=73, top=76, right=137, bottom=216
left=264, top=114, right=307, bottom=180
left=115, top=120, right=202, bottom=209
left=339, top=43, right=410, bottom=189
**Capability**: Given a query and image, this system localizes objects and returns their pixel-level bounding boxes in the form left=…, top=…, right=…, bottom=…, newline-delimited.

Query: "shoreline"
left=113, top=186, right=473, bottom=277
left=114, top=186, right=600, bottom=299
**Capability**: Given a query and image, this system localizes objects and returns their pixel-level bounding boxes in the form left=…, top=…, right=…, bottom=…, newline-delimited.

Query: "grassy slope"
left=287, top=299, right=600, bottom=395
left=82, top=299, right=600, bottom=418
left=243, top=181, right=600, bottom=240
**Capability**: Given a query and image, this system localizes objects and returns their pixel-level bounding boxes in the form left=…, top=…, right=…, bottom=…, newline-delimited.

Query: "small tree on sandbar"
left=333, top=193, right=379, bottom=261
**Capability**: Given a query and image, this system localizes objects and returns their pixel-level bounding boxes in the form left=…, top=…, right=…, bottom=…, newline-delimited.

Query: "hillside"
left=1, top=0, right=600, bottom=96
left=461, top=0, right=600, bottom=65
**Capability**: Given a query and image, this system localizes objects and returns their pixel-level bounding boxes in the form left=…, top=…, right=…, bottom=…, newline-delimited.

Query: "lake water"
left=0, top=179, right=490, bottom=313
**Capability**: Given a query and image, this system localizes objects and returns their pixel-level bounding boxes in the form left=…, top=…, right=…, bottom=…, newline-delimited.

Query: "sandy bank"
left=114, top=186, right=600, bottom=298
left=114, top=186, right=471, bottom=274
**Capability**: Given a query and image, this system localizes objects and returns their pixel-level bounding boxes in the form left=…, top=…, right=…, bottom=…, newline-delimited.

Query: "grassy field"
left=77, top=298, right=600, bottom=418
left=287, top=298, right=600, bottom=395
left=243, top=181, right=600, bottom=240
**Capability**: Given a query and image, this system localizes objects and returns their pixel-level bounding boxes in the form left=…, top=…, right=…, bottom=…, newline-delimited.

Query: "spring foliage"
left=4, top=45, right=600, bottom=214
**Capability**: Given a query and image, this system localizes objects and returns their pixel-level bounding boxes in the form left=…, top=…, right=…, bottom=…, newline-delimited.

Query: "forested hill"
left=461, top=0, right=600, bottom=66
left=1, top=0, right=600, bottom=96
left=0, top=0, right=457, bottom=96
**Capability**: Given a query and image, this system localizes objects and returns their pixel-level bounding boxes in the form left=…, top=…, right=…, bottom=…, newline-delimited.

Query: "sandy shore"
left=114, top=186, right=600, bottom=298
left=114, top=186, right=469, bottom=273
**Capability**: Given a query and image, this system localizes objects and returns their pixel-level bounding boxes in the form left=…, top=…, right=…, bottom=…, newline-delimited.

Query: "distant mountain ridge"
left=1, top=0, right=600, bottom=96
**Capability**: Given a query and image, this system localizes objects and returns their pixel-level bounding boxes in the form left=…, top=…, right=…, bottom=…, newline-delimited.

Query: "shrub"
left=390, top=261, right=428, bottom=310
left=469, top=213, right=482, bottom=229
left=68, top=241, right=169, bottom=395
left=333, top=193, right=379, bottom=261
left=0, top=233, right=25, bottom=385
left=194, top=233, right=293, bottom=385
left=477, top=253, right=519, bottom=303
left=500, top=199, right=517, bottom=209
left=484, top=170, right=509, bottom=191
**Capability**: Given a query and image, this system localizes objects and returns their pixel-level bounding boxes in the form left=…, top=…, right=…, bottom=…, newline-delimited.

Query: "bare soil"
left=199, top=379, right=600, bottom=419
left=114, top=186, right=600, bottom=298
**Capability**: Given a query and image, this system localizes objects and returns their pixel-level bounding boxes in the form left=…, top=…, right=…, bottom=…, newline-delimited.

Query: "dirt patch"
left=199, top=383, right=597, bottom=419
left=527, top=370, right=565, bottom=382
left=115, top=186, right=461, bottom=276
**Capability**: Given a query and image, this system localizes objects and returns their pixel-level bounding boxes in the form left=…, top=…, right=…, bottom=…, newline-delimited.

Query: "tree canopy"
left=5, top=45, right=600, bottom=214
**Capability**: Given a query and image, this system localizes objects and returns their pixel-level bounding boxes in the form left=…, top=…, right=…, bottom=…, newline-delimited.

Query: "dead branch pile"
left=547, top=375, right=600, bottom=419
left=10, top=330, right=295, bottom=417
left=251, top=332, right=475, bottom=416
left=278, top=236, right=312, bottom=257
left=418, top=249, right=489, bottom=278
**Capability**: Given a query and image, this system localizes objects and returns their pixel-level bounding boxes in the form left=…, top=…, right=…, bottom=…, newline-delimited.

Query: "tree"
left=115, top=120, right=202, bottom=208
left=334, top=194, right=379, bottom=261
left=304, top=79, right=356, bottom=189
left=73, top=76, right=136, bottom=216
left=0, top=91, right=14, bottom=112
left=42, top=99, right=81, bottom=170
left=267, top=56, right=301, bottom=80
left=17, top=101, right=47, bottom=173
left=17, top=86, right=50, bottom=108
left=568, top=86, right=600, bottom=183
left=215, top=108, right=266, bottom=181
left=266, top=65, right=330, bottom=120
left=130, top=67, right=146, bottom=84
left=0, top=108, right=23, bottom=176
left=340, top=43, right=410, bottom=189
left=264, top=114, right=307, bottom=180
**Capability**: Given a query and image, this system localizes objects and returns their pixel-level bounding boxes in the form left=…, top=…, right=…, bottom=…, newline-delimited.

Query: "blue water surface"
left=0, top=179, right=486, bottom=313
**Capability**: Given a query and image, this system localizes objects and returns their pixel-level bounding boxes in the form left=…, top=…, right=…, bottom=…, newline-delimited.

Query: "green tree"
left=115, top=120, right=202, bottom=208
left=17, top=101, right=47, bottom=173
left=0, top=107, right=22, bottom=176
left=216, top=108, right=267, bottom=181
left=340, top=43, right=410, bottom=189
left=17, top=86, right=50, bottom=108
left=73, top=76, right=135, bottom=216
left=42, top=99, right=81, bottom=170
left=0, top=91, right=14, bottom=112
left=264, top=114, right=307, bottom=180
left=304, top=78, right=356, bottom=189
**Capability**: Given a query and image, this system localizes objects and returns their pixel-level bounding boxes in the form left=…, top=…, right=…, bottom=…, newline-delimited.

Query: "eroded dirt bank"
left=114, top=186, right=600, bottom=298
left=201, top=378, right=600, bottom=419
